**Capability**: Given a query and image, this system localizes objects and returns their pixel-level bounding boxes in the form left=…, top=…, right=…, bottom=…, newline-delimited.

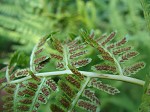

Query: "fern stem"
left=6, top=66, right=10, bottom=83
left=29, top=77, right=46, bottom=112
left=63, top=45, right=69, bottom=69
left=30, top=45, right=37, bottom=73
left=14, top=84, right=20, bottom=111
left=81, top=71, right=145, bottom=86
left=104, top=46, right=123, bottom=75
left=8, top=70, right=145, bottom=86
left=113, top=56, right=123, bottom=75
left=68, top=77, right=91, bottom=112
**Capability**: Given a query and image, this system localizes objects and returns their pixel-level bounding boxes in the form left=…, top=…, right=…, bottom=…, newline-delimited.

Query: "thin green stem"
left=30, top=77, right=46, bottom=112
left=103, top=45, right=123, bottom=75
left=68, top=77, right=91, bottom=112
left=63, top=45, right=69, bottom=70
left=14, top=84, right=20, bottom=111
left=30, top=45, right=37, bottom=73
left=8, top=70, right=145, bottom=86
left=6, top=66, right=10, bottom=83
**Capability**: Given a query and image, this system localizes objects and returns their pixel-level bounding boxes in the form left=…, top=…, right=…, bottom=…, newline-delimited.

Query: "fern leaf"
left=124, top=62, right=145, bottom=76
left=89, top=78, right=120, bottom=95
left=71, top=58, right=92, bottom=68
left=77, top=99, right=97, bottom=112
left=69, top=44, right=86, bottom=54
left=83, top=89, right=100, bottom=104
left=34, top=48, right=44, bottom=56
left=50, top=104, right=65, bottom=112
left=50, top=53, right=63, bottom=60
left=113, top=46, right=131, bottom=55
left=101, top=31, right=116, bottom=46
left=66, top=75, right=80, bottom=88
left=92, top=64, right=117, bottom=74
left=15, top=69, right=29, bottom=78
left=119, top=51, right=139, bottom=63
left=70, top=50, right=87, bottom=59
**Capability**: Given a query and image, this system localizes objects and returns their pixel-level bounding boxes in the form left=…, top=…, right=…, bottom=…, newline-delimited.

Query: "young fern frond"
left=0, top=30, right=146, bottom=112
left=80, top=29, right=145, bottom=76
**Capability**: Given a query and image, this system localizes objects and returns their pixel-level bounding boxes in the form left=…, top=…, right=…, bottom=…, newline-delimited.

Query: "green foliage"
left=0, top=0, right=150, bottom=112
left=0, top=31, right=145, bottom=112
left=140, top=0, right=150, bottom=31
left=139, top=75, right=150, bottom=112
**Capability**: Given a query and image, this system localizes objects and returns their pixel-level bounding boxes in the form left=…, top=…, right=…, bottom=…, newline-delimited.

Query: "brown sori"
left=50, top=53, right=63, bottom=60
left=9, top=66, right=15, bottom=75
left=46, top=79, right=57, bottom=91
left=30, top=72, right=41, bottom=82
left=60, top=97, right=70, bottom=108
left=28, top=82, right=38, bottom=90
left=78, top=100, right=97, bottom=112
left=66, top=75, right=80, bottom=88
left=18, top=105, right=30, bottom=111
left=60, top=81, right=75, bottom=98
left=34, top=102, right=40, bottom=109
left=101, top=32, right=116, bottom=46
left=96, top=34, right=107, bottom=42
left=0, top=66, right=7, bottom=72
left=70, top=50, right=87, bottom=59
left=124, top=62, right=145, bottom=75
left=34, top=56, right=48, bottom=64
left=107, top=43, right=115, bottom=50
left=35, top=58, right=50, bottom=72
left=101, top=55, right=114, bottom=63
left=15, top=69, right=29, bottom=78
left=37, top=37, right=47, bottom=48
left=68, top=40, right=78, bottom=49
left=41, top=87, right=50, bottom=96
left=0, top=77, right=6, bottom=83
left=94, top=65, right=116, bottom=73
left=83, top=89, right=100, bottom=104
left=19, top=99, right=32, bottom=104
left=70, top=68, right=84, bottom=80
left=71, top=58, right=91, bottom=67
left=50, top=104, right=64, bottom=112
left=116, top=37, right=127, bottom=47
left=34, top=48, right=44, bottom=55
left=38, top=94, right=46, bottom=104
left=69, top=44, right=85, bottom=54
left=22, top=89, right=35, bottom=96
left=90, top=79, right=120, bottom=95
left=120, top=51, right=138, bottom=62
left=56, top=62, right=64, bottom=69
left=113, top=47, right=131, bottom=55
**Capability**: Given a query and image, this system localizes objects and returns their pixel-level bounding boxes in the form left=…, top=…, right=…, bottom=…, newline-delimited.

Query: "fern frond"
left=0, top=31, right=146, bottom=112
left=80, top=30, right=145, bottom=76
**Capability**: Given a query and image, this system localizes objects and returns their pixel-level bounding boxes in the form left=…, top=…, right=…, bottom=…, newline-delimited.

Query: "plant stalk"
left=8, top=70, right=145, bottom=86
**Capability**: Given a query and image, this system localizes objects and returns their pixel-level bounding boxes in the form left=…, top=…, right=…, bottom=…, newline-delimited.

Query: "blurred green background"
left=0, top=0, right=149, bottom=112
